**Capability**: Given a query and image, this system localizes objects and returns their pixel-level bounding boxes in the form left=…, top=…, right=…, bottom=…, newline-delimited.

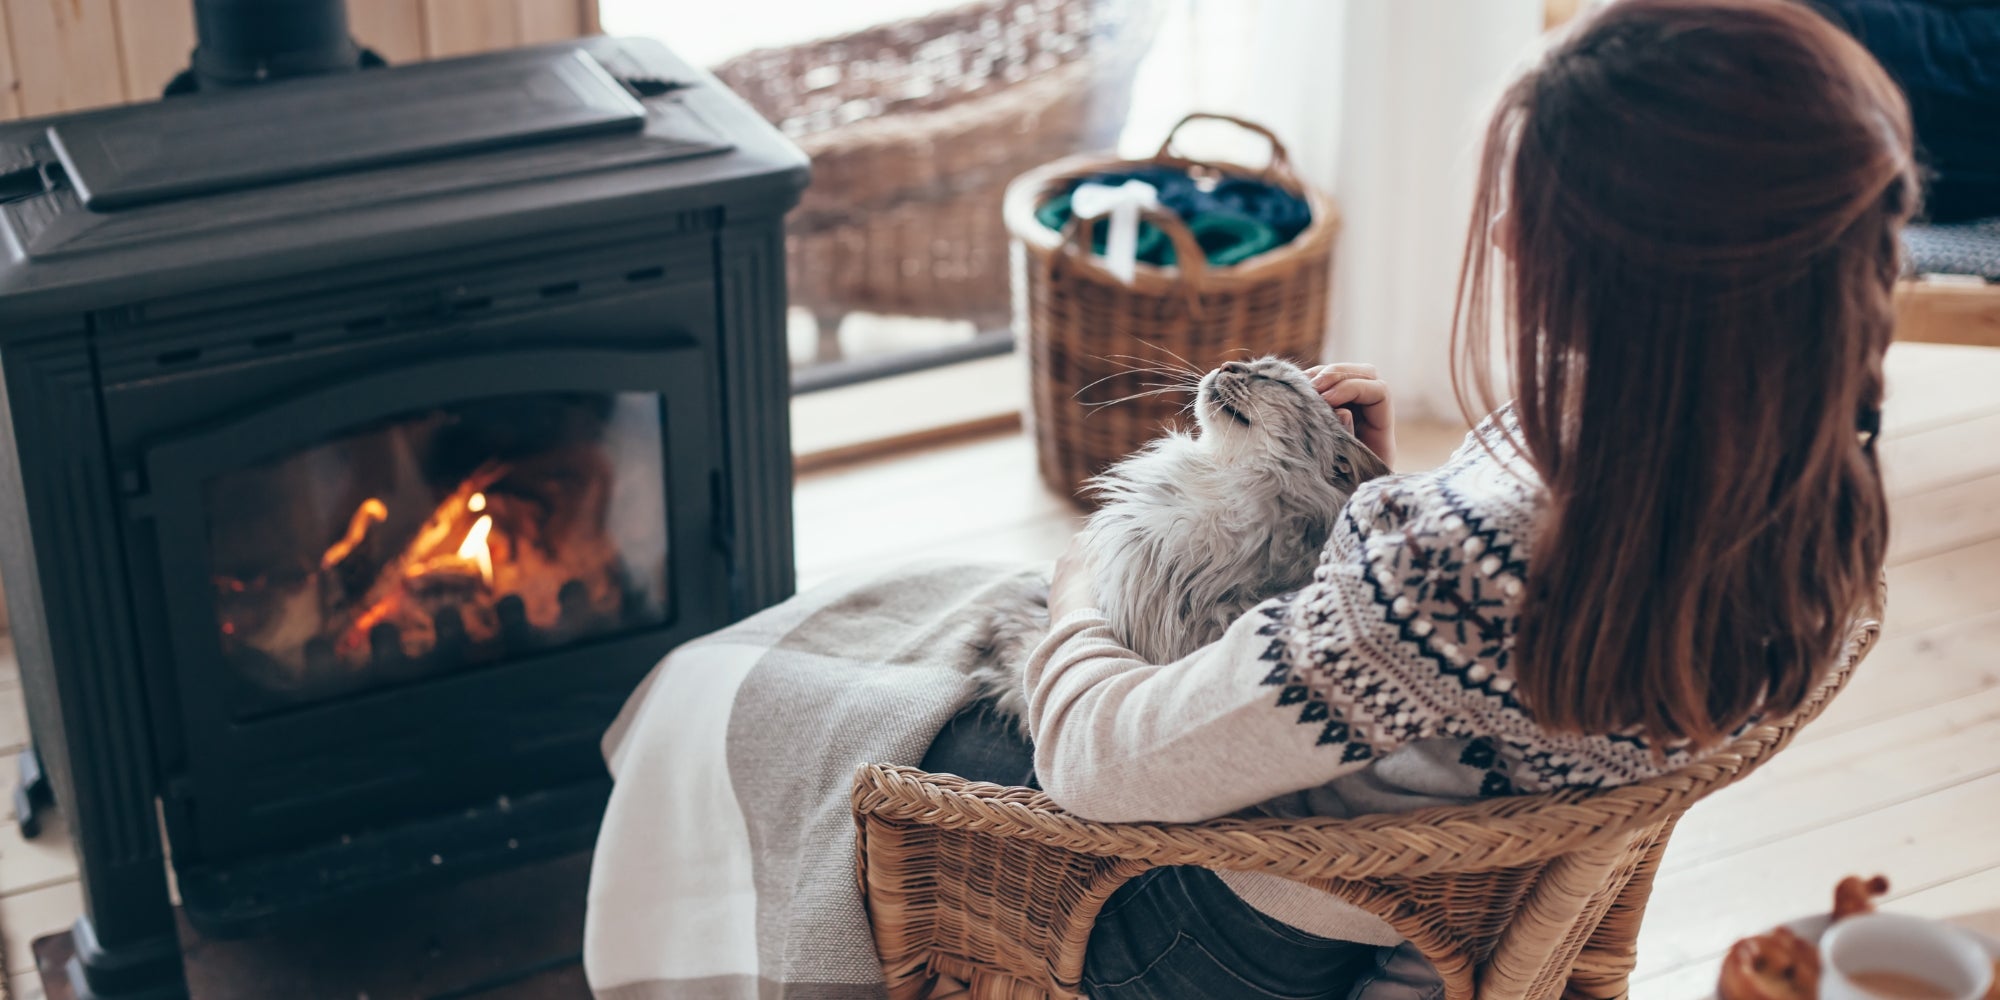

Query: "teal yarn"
left=1187, top=212, right=1279, bottom=267
left=1038, top=193, right=1280, bottom=268
left=1035, top=193, right=1170, bottom=264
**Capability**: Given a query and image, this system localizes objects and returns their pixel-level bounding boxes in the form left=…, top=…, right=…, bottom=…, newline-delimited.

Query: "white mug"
left=1821, top=913, right=1994, bottom=1000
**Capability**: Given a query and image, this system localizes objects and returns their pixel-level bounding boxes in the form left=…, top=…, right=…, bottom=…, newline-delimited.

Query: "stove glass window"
left=205, top=392, right=670, bottom=716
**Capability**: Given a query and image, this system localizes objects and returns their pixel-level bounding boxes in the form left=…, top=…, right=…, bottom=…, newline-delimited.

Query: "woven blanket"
left=1905, top=218, right=2000, bottom=281
left=584, top=561, right=1037, bottom=1000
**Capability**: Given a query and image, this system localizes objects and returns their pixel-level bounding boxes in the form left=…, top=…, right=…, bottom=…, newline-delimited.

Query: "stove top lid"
left=47, top=47, right=650, bottom=211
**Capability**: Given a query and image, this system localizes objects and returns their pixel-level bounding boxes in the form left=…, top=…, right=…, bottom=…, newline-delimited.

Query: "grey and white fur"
left=971, top=356, right=1391, bottom=730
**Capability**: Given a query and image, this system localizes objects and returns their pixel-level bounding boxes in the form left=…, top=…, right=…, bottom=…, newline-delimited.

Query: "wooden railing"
left=1898, top=280, right=2000, bottom=349
left=0, top=0, right=601, bottom=121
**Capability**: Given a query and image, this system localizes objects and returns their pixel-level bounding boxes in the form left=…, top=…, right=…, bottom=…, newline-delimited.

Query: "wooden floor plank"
left=1801, top=609, right=2000, bottom=744
left=1635, top=772, right=2000, bottom=983
left=1892, top=861, right=2000, bottom=927
left=0, top=806, right=76, bottom=900
left=1663, top=684, right=2000, bottom=872
left=1880, top=534, right=2000, bottom=635
left=0, top=880, right=79, bottom=982
left=793, top=434, right=1079, bottom=586
left=1634, top=962, right=1723, bottom=1000
left=10, top=969, right=45, bottom=1000
left=0, top=679, right=24, bottom=758
left=1880, top=409, right=2000, bottom=500
left=1881, top=343, right=2000, bottom=438
left=1887, top=469, right=2000, bottom=565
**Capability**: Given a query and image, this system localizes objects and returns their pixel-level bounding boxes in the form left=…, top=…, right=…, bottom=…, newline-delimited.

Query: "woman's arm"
left=1025, top=360, right=1425, bottom=823
left=1023, top=605, right=1358, bottom=823
left=1027, top=520, right=1439, bottom=823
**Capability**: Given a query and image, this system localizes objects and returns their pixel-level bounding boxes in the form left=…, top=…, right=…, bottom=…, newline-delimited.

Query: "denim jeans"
left=919, top=700, right=1445, bottom=1000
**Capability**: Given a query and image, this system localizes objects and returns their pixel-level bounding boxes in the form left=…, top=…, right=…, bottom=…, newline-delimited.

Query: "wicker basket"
left=711, top=0, right=1155, bottom=350
left=1004, top=113, right=1342, bottom=503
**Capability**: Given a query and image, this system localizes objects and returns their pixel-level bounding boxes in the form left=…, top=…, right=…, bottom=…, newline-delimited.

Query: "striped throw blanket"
left=584, top=561, right=1038, bottom=1000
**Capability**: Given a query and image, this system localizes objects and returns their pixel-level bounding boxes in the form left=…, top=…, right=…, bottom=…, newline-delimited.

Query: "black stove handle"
left=0, top=159, right=66, bottom=207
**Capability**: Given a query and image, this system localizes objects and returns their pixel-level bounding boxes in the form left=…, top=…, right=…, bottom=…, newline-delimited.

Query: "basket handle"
left=1153, top=112, right=1296, bottom=183
left=1055, top=204, right=1209, bottom=318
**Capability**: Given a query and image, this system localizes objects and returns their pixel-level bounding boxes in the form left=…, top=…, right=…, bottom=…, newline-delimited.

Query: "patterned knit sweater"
left=1022, top=414, right=1716, bottom=945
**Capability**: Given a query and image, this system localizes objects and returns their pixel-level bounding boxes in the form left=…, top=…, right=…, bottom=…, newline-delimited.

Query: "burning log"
left=496, top=595, right=533, bottom=651
left=432, top=606, right=467, bottom=664
left=557, top=579, right=592, bottom=636
left=215, top=425, right=646, bottom=686
left=369, top=622, right=404, bottom=669
left=305, top=637, right=338, bottom=675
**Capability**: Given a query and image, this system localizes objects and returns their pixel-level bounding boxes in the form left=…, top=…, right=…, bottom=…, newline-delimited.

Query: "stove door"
left=137, top=345, right=727, bottom=860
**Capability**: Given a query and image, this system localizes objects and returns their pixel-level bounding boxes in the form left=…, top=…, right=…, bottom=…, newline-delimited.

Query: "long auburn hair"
left=1454, top=0, right=1916, bottom=747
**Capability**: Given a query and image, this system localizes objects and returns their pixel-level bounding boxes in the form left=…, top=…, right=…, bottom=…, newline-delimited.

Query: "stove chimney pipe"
left=186, top=0, right=366, bottom=90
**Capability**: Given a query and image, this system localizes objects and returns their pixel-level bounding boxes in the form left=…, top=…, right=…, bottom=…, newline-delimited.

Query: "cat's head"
left=1195, top=356, right=1390, bottom=487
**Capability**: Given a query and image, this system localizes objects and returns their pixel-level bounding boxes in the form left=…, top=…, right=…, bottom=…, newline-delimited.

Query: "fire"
left=321, top=498, right=387, bottom=570
left=458, top=510, right=495, bottom=585
left=218, top=449, right=632, bottom=679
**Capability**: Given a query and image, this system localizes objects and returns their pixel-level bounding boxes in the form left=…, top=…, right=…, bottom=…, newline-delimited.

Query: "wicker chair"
left=852, top=615, right=1881, bottom=1000
left=711, top=0, right=1155, bottom=355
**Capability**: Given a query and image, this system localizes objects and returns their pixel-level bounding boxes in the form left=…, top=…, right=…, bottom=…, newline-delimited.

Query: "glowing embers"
left=206, top=393, right=671, bottom=709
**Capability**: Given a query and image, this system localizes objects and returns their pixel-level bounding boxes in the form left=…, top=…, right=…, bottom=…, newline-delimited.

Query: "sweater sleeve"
left=1022, top=475, right=1531, bottom=823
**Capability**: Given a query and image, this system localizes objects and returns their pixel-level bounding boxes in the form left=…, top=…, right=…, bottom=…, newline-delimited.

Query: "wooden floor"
left=0, top=342, right=1996, bottom=998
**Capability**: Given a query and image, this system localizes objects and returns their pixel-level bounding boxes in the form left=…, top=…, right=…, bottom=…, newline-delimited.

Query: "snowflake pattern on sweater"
left=1251, top=414, right=1709, bottom=795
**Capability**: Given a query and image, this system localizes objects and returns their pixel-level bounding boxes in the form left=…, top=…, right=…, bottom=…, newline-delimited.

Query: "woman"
left=921, top=0, right=1913, bottom=995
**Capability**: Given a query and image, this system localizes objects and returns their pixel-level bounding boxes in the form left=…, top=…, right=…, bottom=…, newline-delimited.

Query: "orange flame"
left=322, top=498, right=388, bottom=570
left=458, top=510, right=495, bottom=586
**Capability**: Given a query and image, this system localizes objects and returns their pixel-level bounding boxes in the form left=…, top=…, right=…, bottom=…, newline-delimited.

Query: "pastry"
left=1832, top=875, right=1890, bottom=921
left=1720, top=926, right=1822, bottom=1000
left=1717, top=875, right=1892, bottom=1000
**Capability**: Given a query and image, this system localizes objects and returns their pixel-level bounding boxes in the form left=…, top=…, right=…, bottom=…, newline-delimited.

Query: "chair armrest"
left=856, top=764, right=1649, bottom=881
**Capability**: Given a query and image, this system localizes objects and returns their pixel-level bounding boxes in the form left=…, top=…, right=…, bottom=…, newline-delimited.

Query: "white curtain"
left=1121, top=0, right=1544, bottom=422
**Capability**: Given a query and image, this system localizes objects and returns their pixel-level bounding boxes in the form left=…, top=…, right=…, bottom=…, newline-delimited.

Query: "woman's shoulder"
left=1261, top=409, right=1708, bottom=793
left=1344, top=407, right=1543, bottom=556
left=1272, top=410, right=1717, bottom=794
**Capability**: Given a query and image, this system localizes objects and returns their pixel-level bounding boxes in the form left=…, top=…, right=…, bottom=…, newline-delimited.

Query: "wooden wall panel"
left=0, top=0, right=599, bottom=119
left=114, top=0, right=195, bottom=101
left=516, top=0, right=582, bottom=46
left=349, top=0, right=427, bottom=64
left=422, top=0, right=520, bottom=58
left=0, top=1, right=19, bottom=119
left=2, top=0, right=126, bottom=116
left=1546, top=0, right=1587, bottom=29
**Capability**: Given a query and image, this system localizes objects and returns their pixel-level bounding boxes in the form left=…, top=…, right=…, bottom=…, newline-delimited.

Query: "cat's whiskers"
left=1082, top=385, right=1197, bottom=412
left=1073, top=368, right=1170, bottom=400
left=1074, top=358, right=1201, bottom=402
left=1103, top=358, right=1202, bottom=382
left=1123, top=341, right=1206, bottom=378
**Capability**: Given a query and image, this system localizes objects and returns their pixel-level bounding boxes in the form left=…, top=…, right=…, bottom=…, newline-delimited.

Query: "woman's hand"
left=1306, top=362, right=1396, bottom=469
left=1047, top=534, right=1097, bottom=620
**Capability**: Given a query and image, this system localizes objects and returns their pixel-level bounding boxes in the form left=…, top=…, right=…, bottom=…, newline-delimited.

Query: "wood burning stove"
left=0, top=10, right=804, bottom=997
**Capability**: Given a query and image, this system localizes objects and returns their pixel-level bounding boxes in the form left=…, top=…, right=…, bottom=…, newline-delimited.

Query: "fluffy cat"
left=971, top=356, right=1391, bottom=730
